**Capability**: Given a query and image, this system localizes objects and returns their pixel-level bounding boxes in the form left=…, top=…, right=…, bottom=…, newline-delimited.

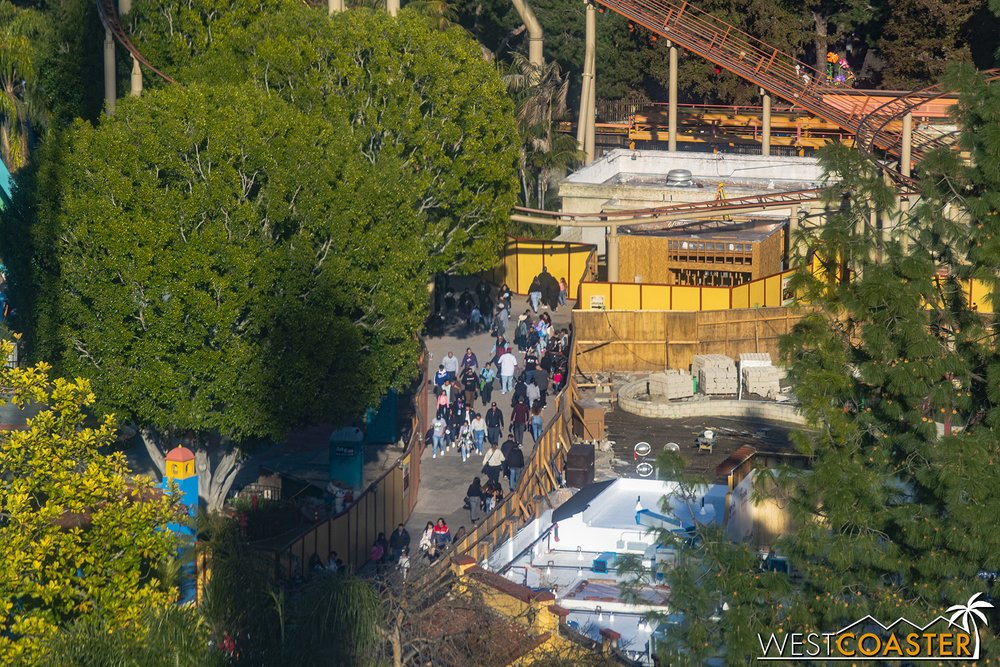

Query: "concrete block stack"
left=648, top=370, right=695, bottom=399
left=739, top=353, right=780, bottom=398
left=742, top=365, right=781, bottom=399
left=692, top=355, right=737, bottom=395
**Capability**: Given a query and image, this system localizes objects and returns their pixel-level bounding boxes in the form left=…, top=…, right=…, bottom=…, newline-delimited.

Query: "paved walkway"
left=405, top=281, right=572, bottom=543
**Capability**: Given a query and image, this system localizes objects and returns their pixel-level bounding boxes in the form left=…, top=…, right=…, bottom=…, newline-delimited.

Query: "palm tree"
left=503, top=53, right=581, bottom=210
left=0, top=1, right=44, bottom=172
left=946, top=592, right=993, bottom=657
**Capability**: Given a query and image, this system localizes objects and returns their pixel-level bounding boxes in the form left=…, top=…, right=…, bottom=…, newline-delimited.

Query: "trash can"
left=565, top=444, right=595, bottom=488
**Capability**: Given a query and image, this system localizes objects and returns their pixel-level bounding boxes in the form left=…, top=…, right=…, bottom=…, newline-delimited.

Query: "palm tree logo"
left=946, top=593, right=994, bottom=658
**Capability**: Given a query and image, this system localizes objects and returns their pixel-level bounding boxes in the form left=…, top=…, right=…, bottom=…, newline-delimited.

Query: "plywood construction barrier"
left=573, top=307, right=805, bottom=373
left=578, top=267, right=994, bottom=314
left=492, top=237, right=597, bottom=299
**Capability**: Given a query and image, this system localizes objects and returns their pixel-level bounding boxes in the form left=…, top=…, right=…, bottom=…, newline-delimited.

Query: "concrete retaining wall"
left=618, top=379, right=806, bottom=425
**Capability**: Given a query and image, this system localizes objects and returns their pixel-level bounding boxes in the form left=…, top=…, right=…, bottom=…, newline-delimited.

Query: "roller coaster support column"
left=119, top=0, right=142, bottom=97
left=328, top=0, right=344, bottom=14
left=668, top=42, right=678, bottom=151
left=761, top=90, right=772, bottom=156
left=582, top=1, right=597, bottom=162
left=606, top=224, right=620, bottom=282
left=512, top=0, right=544, bottom=68
left=387, top=0, right=399, bottom=16
left=103, top=29, right=115, bottom=115
left=900, top=113, right=912, bottom=179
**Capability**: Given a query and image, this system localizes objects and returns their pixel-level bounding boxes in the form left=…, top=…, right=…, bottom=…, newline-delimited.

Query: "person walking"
left=506, top=442, right=525, bottom=490
left=431, top=414, right=447, bottom=458
left=534, top=366, right=549, bottom=408
left=442, top=351, right=459, bottom=381
left=482, top=441, right=505, bottom=486
left=528, top=274, right=543, bottom=313
left=526, top=378, right=541, bottom=408
left=480, top=362, right=495, bottom=406
left=485, top=402, right=504, bottom=446
left=461, top=347, right=478, bottom=371
left=470, top=412, right=487, bottom=455
left=523, top=349, right=538, bottom=385
left=494, top=301, right=509, bottom=337
left=558, top=277, right=568, bottom=307
left=529, top=402, right=544, bottom=443
left=461, top=366, right=479, bottom=406
left=498, top=349, right=517, bottom=394
left=389, top=523, right=410, bottom=563
left=466, top=476, right=484, bottom=523
left=511, top=396, right=530, bottom=445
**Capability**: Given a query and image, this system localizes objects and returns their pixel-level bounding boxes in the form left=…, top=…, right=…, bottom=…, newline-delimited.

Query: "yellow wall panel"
left=579, top=283, right=612, bottom=310
left=732, top=284, right=750, bottom=309
left=643, top=285, right=672, bottom=309
left=749, top=279, right=766, bottom=308
left=517, top=243, right=544, bottom=295
left=673, top=286, right=700, bottom=311
left=764, top=275, right=781, bottom=307
left=702, top=287, right=730, bottom=311
left=611, top=283, right=642, bottom=310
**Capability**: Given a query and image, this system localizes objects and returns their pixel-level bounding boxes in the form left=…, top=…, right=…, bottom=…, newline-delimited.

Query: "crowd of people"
left=422, top=270, right=572, bottom=567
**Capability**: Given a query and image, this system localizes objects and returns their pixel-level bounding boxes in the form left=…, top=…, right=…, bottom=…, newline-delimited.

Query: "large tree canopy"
left=29, top=83, right=435, bottom=508
left=179, top=6, right=520, bottom=273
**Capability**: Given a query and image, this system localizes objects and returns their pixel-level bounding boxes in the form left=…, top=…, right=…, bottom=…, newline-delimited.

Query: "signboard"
left=590, top=295, right=606, bottom=310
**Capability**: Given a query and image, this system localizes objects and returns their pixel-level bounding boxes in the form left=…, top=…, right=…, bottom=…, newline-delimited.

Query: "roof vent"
left=665, top=168, right=693, bottom=186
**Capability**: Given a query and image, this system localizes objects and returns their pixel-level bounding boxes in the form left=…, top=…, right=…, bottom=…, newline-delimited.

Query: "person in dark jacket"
left=537, top=268, right=561, bottom=311
left=511, top=397, right=530, bottom=445
left=485, top=402, right=504, bottom=445
left=506, top=443, right=525, bottom=489
left=534, top=367, right=550, bottom=408
left=466, top=476, right=484, bottom=523
left=389, top=523, right=410, bottom=562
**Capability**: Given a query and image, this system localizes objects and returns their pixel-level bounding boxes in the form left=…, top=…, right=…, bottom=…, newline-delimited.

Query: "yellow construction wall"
left=492, top=237, right=597, bottom=300
left=578, top=266, right=996, bottom=314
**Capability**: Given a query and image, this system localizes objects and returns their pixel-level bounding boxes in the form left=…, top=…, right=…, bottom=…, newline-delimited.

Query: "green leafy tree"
left=181, top=6, right=520, bottom=274
left=125, top=0, right=297, bottom=83
left=876, top=0, right=981, bottom=88
left=0, top=0, right=46, bottom=170
left=28, top=83, right=429, bottom=510
left=0, top=340, right=181, bottom=665
left=34, top=0, right=106, bottom=127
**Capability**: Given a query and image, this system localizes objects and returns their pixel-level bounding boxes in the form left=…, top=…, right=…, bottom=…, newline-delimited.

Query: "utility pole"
left=580, top=0, right=597, bottom=162
left=328, top=0, right=344, bottom=14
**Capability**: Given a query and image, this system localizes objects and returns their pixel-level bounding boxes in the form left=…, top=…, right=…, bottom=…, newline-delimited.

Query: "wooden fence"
left=573, top=307, right=804, bottom=373
left=279, top=350, right=428, bottom=575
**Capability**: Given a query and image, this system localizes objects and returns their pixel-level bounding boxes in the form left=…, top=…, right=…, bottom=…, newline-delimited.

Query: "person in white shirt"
left=431, top=416, right=447, bottom=458
left=441, top=351, right=459, bottom=380
left=498, top=350, right=518, bottom=394
left=482, top=442, right=505, bottom=485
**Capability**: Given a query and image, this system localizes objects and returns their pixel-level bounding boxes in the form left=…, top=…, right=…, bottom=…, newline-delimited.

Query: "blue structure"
left=329, top=426, right=365, bottom=492
left=162, top=446, right=198, bottom=603
left=0, top=158, right=13, bottom=210
left=364, top=389, right=398, bottom=444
